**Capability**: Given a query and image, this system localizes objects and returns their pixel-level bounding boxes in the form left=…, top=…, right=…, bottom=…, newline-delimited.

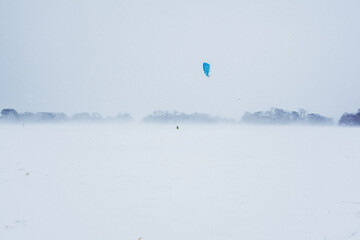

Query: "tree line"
left=0, top=109, right=133, bottom=123
left=1, top=108, right=360, bottom=126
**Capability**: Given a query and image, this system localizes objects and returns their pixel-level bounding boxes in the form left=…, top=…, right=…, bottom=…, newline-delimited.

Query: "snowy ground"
left=1, top=124, right=360, bottom=240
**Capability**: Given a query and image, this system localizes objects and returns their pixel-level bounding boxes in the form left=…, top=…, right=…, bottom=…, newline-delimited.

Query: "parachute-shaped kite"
left=203, top=62, right=210, bottom=77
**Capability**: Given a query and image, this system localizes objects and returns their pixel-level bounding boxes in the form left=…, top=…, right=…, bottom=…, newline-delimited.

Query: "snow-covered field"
left=1, top=124, right=360, bottom=240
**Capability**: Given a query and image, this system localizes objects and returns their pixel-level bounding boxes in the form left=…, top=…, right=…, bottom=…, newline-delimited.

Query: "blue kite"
left=203, top=62, right=210, bottom=77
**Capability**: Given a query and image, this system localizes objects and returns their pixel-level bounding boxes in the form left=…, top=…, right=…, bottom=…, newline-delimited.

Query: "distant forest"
left=0, top=109, right=133, bottom=123
left=242, top=108, right=360, bottom=126
left=1, top=108, right=360, bottom=126
left=339, top=109, right=360, bottom=126
left=142, top=111, right=235, bottom=124
left=241, top=108, right=333, bottom=125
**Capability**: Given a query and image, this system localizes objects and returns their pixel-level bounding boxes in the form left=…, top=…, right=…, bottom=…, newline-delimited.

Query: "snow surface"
left=1, top=124, right=360, bottom=240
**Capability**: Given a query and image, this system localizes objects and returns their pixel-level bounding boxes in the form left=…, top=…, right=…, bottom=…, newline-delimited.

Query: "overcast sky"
left=1, top=0, right=359, bottom=120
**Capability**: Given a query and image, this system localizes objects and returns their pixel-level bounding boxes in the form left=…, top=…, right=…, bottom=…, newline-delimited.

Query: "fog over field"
left=1, top=0, right=360, bottom=239
left=1, top=124, right=360, bottom=240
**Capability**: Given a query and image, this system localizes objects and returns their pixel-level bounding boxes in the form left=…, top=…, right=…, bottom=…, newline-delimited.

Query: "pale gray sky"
left=1, top=0, right=359, bottom=120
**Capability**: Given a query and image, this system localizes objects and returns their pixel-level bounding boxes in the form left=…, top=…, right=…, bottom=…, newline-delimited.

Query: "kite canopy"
left=203, top=62, right=210, bottom=77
